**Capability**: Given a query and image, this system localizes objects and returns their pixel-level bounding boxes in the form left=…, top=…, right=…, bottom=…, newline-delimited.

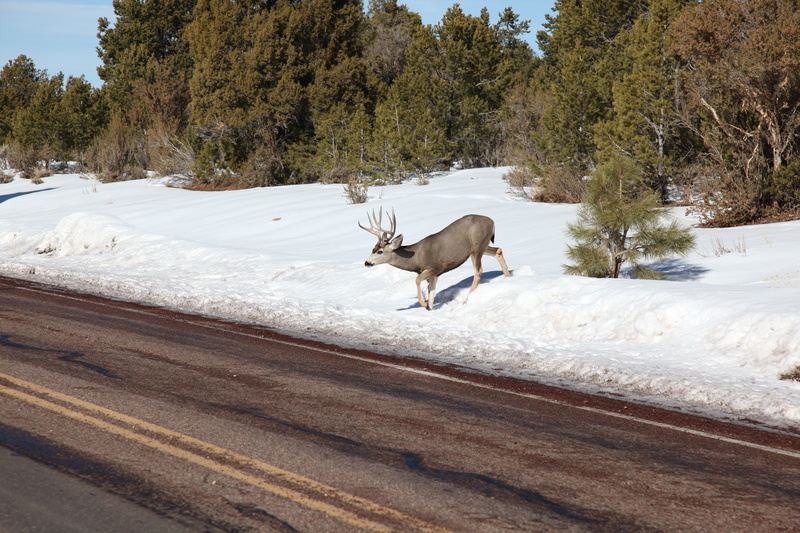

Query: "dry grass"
left=780, top=367, right=800, bottom=381
left=29, top=166, right=51, bottom=184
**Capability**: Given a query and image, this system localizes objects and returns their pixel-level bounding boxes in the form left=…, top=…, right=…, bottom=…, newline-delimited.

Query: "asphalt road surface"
left=2, top=275, right=800, bottom=532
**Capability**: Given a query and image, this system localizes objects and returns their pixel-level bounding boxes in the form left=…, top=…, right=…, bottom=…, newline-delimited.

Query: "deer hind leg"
left=486, top=246, right=511, bottom=277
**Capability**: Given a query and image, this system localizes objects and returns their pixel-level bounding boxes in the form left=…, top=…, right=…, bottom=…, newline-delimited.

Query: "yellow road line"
left=0, top=373, right=449, bottom=533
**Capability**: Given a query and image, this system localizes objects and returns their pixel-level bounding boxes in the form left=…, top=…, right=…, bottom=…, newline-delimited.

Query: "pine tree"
left=186, top=0, right=257, bottom=129
left=369, top=92, right=410, bottom=180
left=379, top=6, right=534, bottom=172
left=493, top=7, right=536, bottom=88
left=435, top=6, right=535, bottom=166
left=187, top=0, right=280, bottom=184
left=564, top=156, right=695, bottom=279
left=186, top=0, right=373, bottom=185
left=96, top=0, right=196, bottom=179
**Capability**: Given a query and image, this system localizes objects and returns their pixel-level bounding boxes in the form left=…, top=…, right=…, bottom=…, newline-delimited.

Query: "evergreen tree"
left=369, top=91, right=411, bottom=180
left=97, top=0, right=196, bottom=179
left=364, top=0, right=422, bottom=89
left=97, top=0, right=195, bottom=114
left=538, top=0, right=646, bottom=174
left=494, top=7, right=536, bottom=88
left=54, top=76, right=106, bottom=160
left=301, top=0, right=376, bottom=181
left=187, top=0, right=370, bottom=185
left=0, top=56, right=46, bottom=143
left=671, top=0, right=800, bottom=223
left=187, top=0, right=281, bottom=184
left=379, top=6, right=534, bottom=173
left=435, top=6, right=502, bottom=166
left=12, top=73, right=64, bottom=166
left=186, top=0, right=258, bottom=129
left=374, top=23, right=450, bottom=174
left=595, top=0, right=693, bottom=203
left=564, top=156, right=695, bottom=279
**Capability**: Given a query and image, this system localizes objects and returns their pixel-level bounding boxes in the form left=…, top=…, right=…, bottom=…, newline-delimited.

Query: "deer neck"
left=389, top=245, right=421, bottom=273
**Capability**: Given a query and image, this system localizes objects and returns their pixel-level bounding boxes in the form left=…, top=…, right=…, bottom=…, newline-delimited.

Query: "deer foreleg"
left=427, top=276, right=439, bottom=310
left=415, top=271, right=431, bottom=309
left=415, top=270, right=438, bottom=310
left=464, top=255, right=483, bottom=304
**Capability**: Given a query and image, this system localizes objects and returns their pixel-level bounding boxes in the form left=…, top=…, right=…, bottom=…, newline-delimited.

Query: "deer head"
left=359, top=207, right=403, bottom=267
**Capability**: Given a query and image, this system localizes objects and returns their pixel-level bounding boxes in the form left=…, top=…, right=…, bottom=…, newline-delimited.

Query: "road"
left=1, top=275, right=800, bottom=532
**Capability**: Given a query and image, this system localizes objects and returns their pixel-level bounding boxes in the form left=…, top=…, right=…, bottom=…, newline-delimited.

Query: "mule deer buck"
left=359, top=208, right=511, bottom=310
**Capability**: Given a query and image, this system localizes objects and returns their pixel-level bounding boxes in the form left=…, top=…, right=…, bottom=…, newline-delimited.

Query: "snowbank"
left=1, top=169, right=799, bottom=427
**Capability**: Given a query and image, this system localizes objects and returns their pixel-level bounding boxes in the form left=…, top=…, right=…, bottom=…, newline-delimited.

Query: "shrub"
left=343, top=175, right=369, bottom=204
left=503, top=166, right=536, bottom=201
left=781, top=366, right=800, bottom=381
left=763, top=162, right=800, bottom=213
left=237, top=144, right=284, bottom=188
left=146, top=123, right=195, bottom=178
left=3, top=141, right=38, bottom=173
left=86, top=115, right=144, bottom=182
left=29, top=166, right=51, bottom=184
left=535, top=164, right=586, bottom=203
left=413, top=173, right=430, bottom=186
left=687, top=170, right=762, bottom=227
left=319, top=166, right=353, bottom=184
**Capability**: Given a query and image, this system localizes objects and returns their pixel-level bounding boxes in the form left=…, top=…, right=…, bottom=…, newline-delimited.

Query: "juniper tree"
left=364, top=0, right=421, bottom=90
left=11, top=73, right=64, bottom=167
left=0, top=56, right=45, bottom=143
left=97, top=0, right=195, bottom=116
left=563, top=156, right=695, bottom=279
left=538, top=0, right=646, bottom=176
left=187, top=0, right=371, bottom=185
left=594, top=0, right=693, bottom=204
left=373, top=23, right=451, bottom=174
left=53, top=76, right=105, bottom=161
left=671, top=0, right=800, bottom=223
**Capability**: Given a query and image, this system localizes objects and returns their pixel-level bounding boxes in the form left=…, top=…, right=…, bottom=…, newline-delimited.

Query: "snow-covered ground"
left=2, top=168, right=799, bottom=428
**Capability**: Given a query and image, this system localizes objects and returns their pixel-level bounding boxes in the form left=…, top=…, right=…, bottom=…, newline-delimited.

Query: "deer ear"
left=390, top=235, right=404, bottom=248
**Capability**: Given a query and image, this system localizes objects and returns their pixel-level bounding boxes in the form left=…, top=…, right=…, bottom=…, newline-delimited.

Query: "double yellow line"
left=0, top=372, right=448, bottom=533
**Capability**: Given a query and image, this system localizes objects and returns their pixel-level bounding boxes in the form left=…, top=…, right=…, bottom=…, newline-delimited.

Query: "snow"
left=2, top=168, right=800, bottom=428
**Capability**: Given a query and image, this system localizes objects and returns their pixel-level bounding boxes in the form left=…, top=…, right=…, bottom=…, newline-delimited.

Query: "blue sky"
left=0, top=1, right=554, bottom=87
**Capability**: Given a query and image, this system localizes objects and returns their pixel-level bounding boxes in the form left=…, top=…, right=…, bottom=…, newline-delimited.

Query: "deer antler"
left=359, top=207, right=396, bottom=242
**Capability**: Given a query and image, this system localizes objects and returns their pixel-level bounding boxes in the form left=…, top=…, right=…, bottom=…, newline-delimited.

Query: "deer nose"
left=365, top=261, right=373, bottom=267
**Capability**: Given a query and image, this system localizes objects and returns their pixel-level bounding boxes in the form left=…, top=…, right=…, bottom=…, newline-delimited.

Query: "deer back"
left=406, top=215, right=495, bottom=274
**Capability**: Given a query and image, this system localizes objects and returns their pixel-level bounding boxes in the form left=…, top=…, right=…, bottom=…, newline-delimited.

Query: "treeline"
left=2, top=0, right=800, bottom=226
